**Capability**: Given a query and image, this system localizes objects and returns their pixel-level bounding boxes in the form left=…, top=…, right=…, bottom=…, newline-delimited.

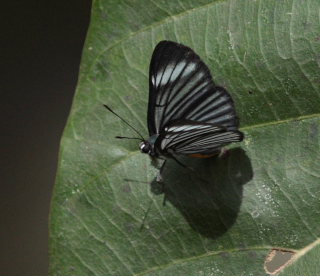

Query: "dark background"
left=1, top=1, right=91, bottom=275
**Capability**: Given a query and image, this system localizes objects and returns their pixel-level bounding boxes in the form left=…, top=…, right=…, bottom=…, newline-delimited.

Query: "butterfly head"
left=139, top=134, right=159, bottom=156
left=139, top=141, right=152, bottom=155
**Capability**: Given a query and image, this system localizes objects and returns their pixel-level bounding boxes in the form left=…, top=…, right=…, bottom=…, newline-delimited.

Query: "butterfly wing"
left=156, top=121, right=243, bottom=156
left=148, top=41, right=239, bottom=137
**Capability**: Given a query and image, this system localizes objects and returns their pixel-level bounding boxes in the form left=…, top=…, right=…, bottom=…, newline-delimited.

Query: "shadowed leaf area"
left=50, top=0, right=320, bottom=275
left=150, top=148, right=252, bottom=239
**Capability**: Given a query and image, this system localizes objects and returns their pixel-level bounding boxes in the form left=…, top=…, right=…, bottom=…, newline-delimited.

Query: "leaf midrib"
left=109, top=111, right=319, bottom=172
left=135, top=238, right=320, bottom=276
left=67, top=110, right=320, bottom=143
left=60, top=112, right=319, bottom=206
left=240, top=112, right=320, bottom=131
left=133, top=246, right=283, bottom=276
left=134, top=238, right=320, bottom=276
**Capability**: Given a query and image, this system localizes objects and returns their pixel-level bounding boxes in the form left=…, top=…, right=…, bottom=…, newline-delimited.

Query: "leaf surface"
left=50, top=0, right=320, bottom=275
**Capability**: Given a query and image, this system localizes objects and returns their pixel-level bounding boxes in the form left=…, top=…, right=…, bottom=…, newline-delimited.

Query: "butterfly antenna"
left=103, top=104, right=144, bottom=140
left=116, top=136, right=142, bottom=140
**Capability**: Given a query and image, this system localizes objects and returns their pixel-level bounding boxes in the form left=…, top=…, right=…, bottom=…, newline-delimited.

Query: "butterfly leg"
left=155, top=160, right=167, bottom=206
left=156, top=159, right=166, bottom=182
left=218, top=148, right=230, bottom=158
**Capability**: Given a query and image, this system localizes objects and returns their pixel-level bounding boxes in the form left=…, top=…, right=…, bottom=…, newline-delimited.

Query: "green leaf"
left=49, top=0, right=320, bottom=275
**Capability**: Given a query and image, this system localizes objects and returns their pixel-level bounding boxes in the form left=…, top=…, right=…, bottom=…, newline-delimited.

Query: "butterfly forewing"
left=148, top=41, right=239, bottom=137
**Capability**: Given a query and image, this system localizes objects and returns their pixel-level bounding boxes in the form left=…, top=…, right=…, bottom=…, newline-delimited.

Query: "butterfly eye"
left=139, top=142, right=151, bottom=154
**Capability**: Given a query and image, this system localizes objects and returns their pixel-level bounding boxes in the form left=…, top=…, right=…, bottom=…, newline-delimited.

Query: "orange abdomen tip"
left=189, top=153, right=217, bottom=159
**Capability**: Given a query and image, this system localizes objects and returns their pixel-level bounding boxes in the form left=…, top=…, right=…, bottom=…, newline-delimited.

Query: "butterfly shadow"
left=150, top=147, right=253, bottom=239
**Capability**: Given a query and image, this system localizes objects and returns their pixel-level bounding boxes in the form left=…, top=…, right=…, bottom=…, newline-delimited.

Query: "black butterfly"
left=105, top=40, right=243, bottom=180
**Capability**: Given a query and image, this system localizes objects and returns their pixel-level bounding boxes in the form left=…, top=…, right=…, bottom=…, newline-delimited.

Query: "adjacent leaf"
left=50, top=0, right=320, bottom=275
left=280, top=240, right=320, bottom=275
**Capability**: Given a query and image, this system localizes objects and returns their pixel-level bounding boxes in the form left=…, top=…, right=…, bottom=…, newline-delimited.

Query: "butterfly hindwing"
left=148, top=41, right=239, bottom=137
left=156, top=121, right=243, bottom=156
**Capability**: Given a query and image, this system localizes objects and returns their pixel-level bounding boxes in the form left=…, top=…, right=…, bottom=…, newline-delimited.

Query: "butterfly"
left=105, top=40, right=243, bottom=181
